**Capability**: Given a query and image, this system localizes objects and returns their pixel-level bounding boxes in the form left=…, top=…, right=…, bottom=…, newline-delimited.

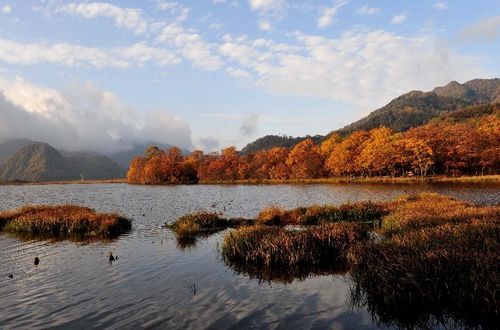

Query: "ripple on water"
left=0, top=183, right=498, bottom=329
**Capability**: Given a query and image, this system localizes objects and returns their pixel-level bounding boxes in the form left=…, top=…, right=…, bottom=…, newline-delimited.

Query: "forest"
left=127, top=105, right=499, bottom=184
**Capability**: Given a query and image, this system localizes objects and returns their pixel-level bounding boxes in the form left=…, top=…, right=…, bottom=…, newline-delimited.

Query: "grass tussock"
left=0, top=205, right=131, bottom=237
left=166, top=212, right=253, bottom=239
left=256, top=201, right=390, bottom=226
left=381, top=193, right=500, bottom=235
left=222, top=223, right=369, bottom=270
left=349, top=196, right=500, bottom=329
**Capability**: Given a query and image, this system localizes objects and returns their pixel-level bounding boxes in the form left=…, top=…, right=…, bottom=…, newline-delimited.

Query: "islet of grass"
left=0, top=205, right=131, bottom=237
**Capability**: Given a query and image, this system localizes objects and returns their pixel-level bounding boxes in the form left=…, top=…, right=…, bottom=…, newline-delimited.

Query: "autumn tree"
left=127, top=156, right=146, bottom=184
left=324, top=131, right=370, bottom=177
left=286, top=139, right=323, bottom=179
left=356, top=127, right=397, bottom=177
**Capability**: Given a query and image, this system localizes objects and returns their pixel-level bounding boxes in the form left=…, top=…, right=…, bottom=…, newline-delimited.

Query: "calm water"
left=0, top=183, right=498, bottom=329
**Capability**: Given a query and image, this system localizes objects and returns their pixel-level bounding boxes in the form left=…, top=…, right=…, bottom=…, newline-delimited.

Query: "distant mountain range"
left=0, top=138, right=190, bottom=183
left=338, top=78, right=499, bottom=134
left=0, top=142, right=125, bottom=182
left=241, top=78, right=500, bottom=153
left=1, top=78, right=498, bottom=182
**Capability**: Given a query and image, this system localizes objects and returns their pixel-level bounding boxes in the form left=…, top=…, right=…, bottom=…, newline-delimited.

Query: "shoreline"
left=0, top=175, right=499, bottom=186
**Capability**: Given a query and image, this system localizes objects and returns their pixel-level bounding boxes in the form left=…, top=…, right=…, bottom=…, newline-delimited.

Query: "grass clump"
left=381, top=193, right=500, bottom=235
left=0, top=205, right=131, bottom=237
left=349, top=196, right=500, bottom=329
left=255, top=201, right=390, bottom=226
left=167, top=212, right=253, bottom=239
left=222, top=223, right=369, bottom=271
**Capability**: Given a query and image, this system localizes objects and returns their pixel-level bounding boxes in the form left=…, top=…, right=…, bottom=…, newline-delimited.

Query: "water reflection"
left=0, top=183, right=497, bottom=329
left=223, top=257, right=348, bottom=285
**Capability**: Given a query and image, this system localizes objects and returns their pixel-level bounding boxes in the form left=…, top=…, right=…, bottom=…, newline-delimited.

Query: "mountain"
left=240, top=135, right=324, bottom=155
left=240, top=78, right=499, bottom=154
left=338, top=78, right=500, bottom=134
left=63, top=152, right=125, bottom=180
left=0, top=143, right=125, bottom=182
left=0, top=138, right=36, bottom=164
left=0, top=143, right=77, bottom=182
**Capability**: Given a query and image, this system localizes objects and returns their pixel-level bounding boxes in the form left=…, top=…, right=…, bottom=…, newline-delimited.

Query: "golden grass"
left=166, top=212, right=254, bottom=239
left=198, top=174, right=500, bottom=185
left=381, top=193, right=500, bottom=235
left=256, top=202, right=390, bottom=226
left=0, top=205, right=131, bottom=237
left=221, top=223, right=369, bottom=270
left=349, top=194, right=500, bottom=329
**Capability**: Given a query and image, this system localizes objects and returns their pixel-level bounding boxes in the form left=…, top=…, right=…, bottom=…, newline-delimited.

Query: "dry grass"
left=256, top=202, right=390, bottom=226
left=198, top=174, right=500, bottom=185
left=0, top=205, right=131, bottom=237
left=381, top=193, right=500, bottom=235
left=349, top=194, right=500, bottom=329
left=166, top=212, right=254, bottom=239
left=222, top=223, right=369, bottom=271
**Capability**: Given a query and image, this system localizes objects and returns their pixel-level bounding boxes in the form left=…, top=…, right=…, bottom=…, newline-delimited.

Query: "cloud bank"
left=0, top=77, right=192, bottom=154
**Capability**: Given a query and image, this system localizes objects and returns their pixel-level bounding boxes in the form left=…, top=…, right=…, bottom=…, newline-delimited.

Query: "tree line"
left=127, top=110, right=499, bottom=184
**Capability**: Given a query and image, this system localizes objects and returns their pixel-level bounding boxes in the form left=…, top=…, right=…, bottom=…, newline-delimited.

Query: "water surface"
left=0, top=183, right=498, bottom=329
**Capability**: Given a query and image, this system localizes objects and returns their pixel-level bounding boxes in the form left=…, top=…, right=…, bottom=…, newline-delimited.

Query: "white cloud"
left=1, top=5, right=11, bottom=14
left=0, top=77, right=192, bottom=153
left=432, top=1, right=448, bottom=10
left=227, top=67, right=252, bottom=78
left=57, top=2, right=148, bottom=34
left=0, top=38, right=180, bottom=68
left=356, top=5, right=380, bottom=16
left=218, top=30, right=485, bottom=108
left=460, top=15, right=500, bottom=41
left=317, top=0, right=347, bottom=28
left=156, top=23, right=223, bottom=71
left=249, top=0, right=284, bottom=11
left=258, top=20, right=272, bottom=31
left=155, top=1, right=190, bottom=22
left=391, top=13, right=407, bottom=24
left=156, top=1, right=177, bottom=11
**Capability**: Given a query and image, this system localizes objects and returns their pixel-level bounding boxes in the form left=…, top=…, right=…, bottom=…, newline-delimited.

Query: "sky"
left=0, top=0, right=498, bottom=153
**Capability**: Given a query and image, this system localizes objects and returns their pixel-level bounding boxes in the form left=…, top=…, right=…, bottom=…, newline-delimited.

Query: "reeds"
left=166, top=212, right=254, bottom=239
left=222, top=223, right=369, bottom=270
left=349, top=194, right=500, bottom=329
left=381, top=193, right=500, bottom=235
left=255, top=201, right=390, bottom=226
left=0, top=205, right=131, bottom=237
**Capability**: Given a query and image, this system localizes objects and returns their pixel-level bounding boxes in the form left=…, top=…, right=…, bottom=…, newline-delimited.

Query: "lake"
left=0, top=183, right=498, bottom=329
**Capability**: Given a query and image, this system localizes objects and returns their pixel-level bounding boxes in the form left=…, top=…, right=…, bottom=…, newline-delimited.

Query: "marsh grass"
left=256, top=202, right=390, bottom=226
left=349, top=194, right=500, bottom=329
left=221, top=223, right=369, bottom=271
left=0, top=205, right=131, bottom=237
left=381, top=193, right=500, bottom=235
left=166, top=212, right=254, bottom=239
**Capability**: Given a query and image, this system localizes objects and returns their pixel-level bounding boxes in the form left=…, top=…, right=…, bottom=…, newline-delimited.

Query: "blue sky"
left=0, top=0, right=498, bottom=153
